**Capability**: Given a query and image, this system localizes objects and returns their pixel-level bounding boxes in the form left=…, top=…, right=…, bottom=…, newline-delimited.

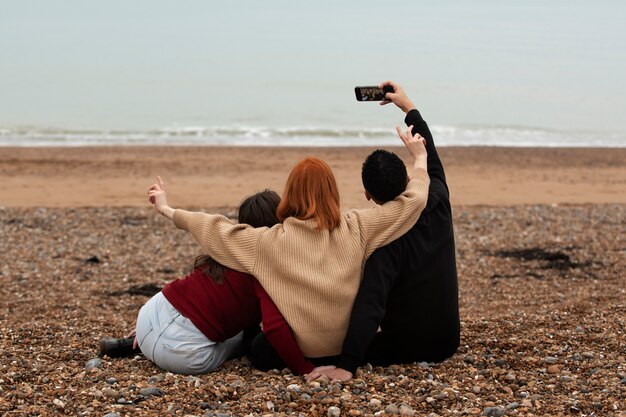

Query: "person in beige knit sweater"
left=147, top=125, right=429, bottom=368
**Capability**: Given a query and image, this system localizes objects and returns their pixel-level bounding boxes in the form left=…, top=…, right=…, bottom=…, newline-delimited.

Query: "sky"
left=1, top=1, right=625, bottom=132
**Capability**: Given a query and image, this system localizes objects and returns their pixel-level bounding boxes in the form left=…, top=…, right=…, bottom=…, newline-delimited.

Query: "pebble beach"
left=1, top=146, right=625, bottom=416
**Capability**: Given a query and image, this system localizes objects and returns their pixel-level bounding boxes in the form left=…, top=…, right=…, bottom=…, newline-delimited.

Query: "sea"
left=1, top=1, right=625, bottom=148
left=1, top=125, right=624, bottom=148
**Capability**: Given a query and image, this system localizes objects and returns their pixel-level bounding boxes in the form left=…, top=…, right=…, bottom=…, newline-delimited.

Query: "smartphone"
left=354, top=85, right=394, bottom=101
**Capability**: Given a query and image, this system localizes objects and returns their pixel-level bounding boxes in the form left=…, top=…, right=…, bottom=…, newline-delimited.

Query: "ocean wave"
left=0, top=125, right=624, bottom=147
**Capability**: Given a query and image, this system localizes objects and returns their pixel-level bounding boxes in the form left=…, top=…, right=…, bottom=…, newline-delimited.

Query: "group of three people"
left=100, top=81, right=460, bottom=381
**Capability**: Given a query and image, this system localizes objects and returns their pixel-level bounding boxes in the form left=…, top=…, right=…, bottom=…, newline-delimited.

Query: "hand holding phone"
left=354, top=85, right=394, bottom=101
left=378, top=81, right=416, bottom=114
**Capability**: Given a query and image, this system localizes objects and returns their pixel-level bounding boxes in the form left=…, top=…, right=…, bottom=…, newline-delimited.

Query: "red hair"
left=277, top=157, right=341, bottom=230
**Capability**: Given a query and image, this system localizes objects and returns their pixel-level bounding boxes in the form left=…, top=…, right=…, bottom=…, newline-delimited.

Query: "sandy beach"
left=1, top=146, right=625, bottom=208
left=1, top=146, right=625, bottom=416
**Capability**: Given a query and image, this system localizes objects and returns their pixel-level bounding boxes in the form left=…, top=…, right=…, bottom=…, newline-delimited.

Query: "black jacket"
left=337, top=109, right=460, bottom=373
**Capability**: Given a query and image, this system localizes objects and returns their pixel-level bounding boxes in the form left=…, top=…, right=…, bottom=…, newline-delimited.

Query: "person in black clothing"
left=305, top=80, right=460, bottom=382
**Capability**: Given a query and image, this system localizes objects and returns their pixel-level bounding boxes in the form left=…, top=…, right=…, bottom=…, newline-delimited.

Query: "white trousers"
left=135, top=292, right=243, bottom=375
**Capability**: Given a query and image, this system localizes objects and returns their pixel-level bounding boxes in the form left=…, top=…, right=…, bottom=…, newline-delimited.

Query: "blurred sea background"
left=1, top=1, right=625, bottom=147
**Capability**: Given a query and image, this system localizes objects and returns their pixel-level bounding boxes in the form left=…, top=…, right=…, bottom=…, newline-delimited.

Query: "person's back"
left=162, top=267, right=262, bottom=343
left=366, top=167, right=459, bottom=363
left=337, top=114, right=460, bottom=372
left=308, top=81, right=459, bottom=381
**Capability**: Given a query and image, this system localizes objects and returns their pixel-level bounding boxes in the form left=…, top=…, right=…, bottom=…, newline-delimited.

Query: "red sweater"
left=162, top=268, right=314, bottom=375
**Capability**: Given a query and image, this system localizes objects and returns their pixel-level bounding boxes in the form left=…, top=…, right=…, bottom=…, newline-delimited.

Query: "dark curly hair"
left=361, top=149, right=408, bottom=203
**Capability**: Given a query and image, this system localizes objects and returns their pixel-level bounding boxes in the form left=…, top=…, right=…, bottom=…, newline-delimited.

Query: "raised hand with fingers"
left=148, top=176, right=165, bottom=204
left=396, top=125, right=427, bottom=173
left=148, top=175, right=175, bottom=220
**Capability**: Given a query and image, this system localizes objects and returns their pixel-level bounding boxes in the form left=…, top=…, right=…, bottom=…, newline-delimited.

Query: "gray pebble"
left=102, top=388, right=118, bottom=398
left=229, top=380, right=244, bottom=390
left=399, top=404, right=416, bottom=416
left=327, top=406, right=340, bottom=417
left=482, top=406, right=505, bottom=417
left=287, top=384, right=302, bottom=392
left=545, top=356, right=557, bottom=364
left=385, top=403, right=400, bottom=414
left=105, top=377, right=117, bottom=385
left=463, top=355, right=475, bottom=364
left=139, top=387, right=165, bottom=397
left=103, top=414, right=121, bottom=417
left=417, top=361, right=430, bottom=369
left=495, top=359, right=505, bottom=367
left=506, top=402, right=519, bottom=410
left=300, top=393, right=312, bottom=400
left=85, top=358, right=102, bottom=369
left=200, top=401, right=211, bottom=409
left=575, top=325, right=585, bottom=333
left=148, top=374, right=164, bottom=383
left=116, top=397, right=126, bottom=404
left=622, top=377, right=626, bottom=385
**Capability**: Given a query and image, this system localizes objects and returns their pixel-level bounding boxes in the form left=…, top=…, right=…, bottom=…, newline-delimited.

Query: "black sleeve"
left=337, top=244, right=402, bottom=374
left=405, top=109, right=448, bottom=194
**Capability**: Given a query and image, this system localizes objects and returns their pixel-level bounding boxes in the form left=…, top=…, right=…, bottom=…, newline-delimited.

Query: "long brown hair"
left=276, top=157, right=341, bottom=230
left=193, top=189, right=281, bottom=284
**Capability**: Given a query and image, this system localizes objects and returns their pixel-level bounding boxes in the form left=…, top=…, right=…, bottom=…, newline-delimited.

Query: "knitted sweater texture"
left=173, top=169, right=429, bottom=357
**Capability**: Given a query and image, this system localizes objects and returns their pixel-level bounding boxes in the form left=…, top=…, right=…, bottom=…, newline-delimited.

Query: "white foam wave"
left=0, top=125, right=624, bottom=147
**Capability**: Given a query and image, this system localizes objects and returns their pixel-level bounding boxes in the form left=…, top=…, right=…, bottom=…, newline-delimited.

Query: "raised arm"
left=148, top=176, right=262, bottom=274
left=349, top=126, right=429, bottom=257
left=382, top=80, right=447, bottom=191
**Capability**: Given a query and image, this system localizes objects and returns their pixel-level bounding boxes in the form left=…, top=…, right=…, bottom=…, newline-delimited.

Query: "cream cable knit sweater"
left=173, top=168, right=429, bottom=357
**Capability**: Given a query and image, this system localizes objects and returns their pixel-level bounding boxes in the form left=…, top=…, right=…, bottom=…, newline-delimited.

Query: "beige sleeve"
left=173, top=209, right=263, bottom=274
left=349, top=168, right=430, bottom=258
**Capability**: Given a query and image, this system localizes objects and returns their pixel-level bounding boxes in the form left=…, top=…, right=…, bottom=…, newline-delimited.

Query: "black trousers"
left=362, top=331, right=455, bottom=367
left=250, top=333, right=338, bottom=372
left=250, top=331, right=455, bottom=372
